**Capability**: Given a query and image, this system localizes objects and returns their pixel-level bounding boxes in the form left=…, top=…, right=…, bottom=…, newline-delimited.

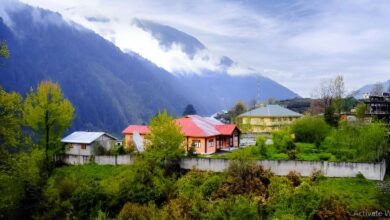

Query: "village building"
left=123, top=115, right=240, bottom=154
left=61, top=131, right=118, bottom=156
left=236, top=104, right=302, bottom=133
left=363, top=92, right=390, bottom=124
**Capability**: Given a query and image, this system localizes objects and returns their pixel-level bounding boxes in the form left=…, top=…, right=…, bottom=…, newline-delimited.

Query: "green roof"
left=239, top=105, right=302, bottom=117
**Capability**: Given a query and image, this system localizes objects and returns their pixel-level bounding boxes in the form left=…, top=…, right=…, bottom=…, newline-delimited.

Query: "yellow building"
left=237, top=105, right=302, bottom=133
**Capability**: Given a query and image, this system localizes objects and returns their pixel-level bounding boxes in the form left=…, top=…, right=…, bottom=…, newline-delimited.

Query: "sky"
left=17, top=0, right=390, bottom=97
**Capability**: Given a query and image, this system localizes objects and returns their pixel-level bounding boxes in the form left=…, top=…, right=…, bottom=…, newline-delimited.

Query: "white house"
left=61, top=131, right=118, bottom=156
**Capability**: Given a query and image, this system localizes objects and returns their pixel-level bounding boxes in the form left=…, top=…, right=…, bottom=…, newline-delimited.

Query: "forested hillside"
left=0, top=3, right=190, bottom=135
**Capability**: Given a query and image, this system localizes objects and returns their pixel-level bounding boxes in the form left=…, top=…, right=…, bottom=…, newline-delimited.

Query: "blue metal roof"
left=239, top=105, right=302, bottom=117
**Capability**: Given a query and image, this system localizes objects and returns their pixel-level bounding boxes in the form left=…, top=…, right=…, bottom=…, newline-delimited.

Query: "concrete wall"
left=65, top=143, right=93, bottom=156
left=56, top=155, right=134, bottom=165
left=180, top=158, right=387, bottom=181
left=56, top=155, right=386, bottom=180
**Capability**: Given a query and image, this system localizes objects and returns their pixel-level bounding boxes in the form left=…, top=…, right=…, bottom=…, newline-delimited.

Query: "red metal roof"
left=123, top=115, right=237, bottom=137
left=122, top=125, right=150, bottom=134
left=215, top=124, right=237, bottom=135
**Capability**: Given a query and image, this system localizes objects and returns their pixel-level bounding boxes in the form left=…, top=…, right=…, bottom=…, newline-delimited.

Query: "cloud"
left=17, top=0, right=390, bottom=96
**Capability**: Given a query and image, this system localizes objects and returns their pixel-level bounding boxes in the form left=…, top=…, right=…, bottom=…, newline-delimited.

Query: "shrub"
left=314, top=196, right=350, bottom=219
left=291, top=116, right=330, bottom=147
left=287, top=171, right=301, bottom=187
left=214, top=160, right=273, bottom=198
left=310, top=170, right=325, bottom=184
left=93, top=143, right=107, bottom=155
left=272, top=128, right=293, bottom=153
left=118, top=202, right=159, bottom=220
left=203, top=196, right=261, bottom=219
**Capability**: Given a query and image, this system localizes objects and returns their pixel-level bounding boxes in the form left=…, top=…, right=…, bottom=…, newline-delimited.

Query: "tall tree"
left=312, top=75, right=345, bottom=126
left=355, top=102, right=366, bottom=121
left=182, top=104, right=197, bottom=116
left=229, top=101, right=247, bottom=123
left=0, top=86, right=23, bottom=148
left=23, top=81, right=74, bottom=161
left=371, top=82, right=384, bottom=96
left=145, top=110, right=185, bottom=164
left=0, top=41, right=9, bottom=60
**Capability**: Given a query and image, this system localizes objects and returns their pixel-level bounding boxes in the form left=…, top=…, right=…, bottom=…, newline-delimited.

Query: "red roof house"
left=123, top=115, right=240, bottom=154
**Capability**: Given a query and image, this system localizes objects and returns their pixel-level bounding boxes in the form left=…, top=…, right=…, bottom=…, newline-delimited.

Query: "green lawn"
left=210, top=143, right=343, bottom=161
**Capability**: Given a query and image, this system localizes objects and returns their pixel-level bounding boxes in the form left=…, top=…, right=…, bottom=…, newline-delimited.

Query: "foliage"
left=213, top=160, right=273, bottom=198
left=229, top=100, right=247, bottom=123
left=23, top=81, right=75, bottom=160
left=0, top=149, right=46, bottom=219
left=145, top=110, right=185, bottom=164
left=203, top=195, right=262, bottom=219
left=268, top=178, right=322, bottom=219
left=93, top=143, right=107, bottom=155
left=182, top=104, right=197, bottom=116
left=0, top=86, right=23, bottom=148
left=355, top=102, right=366, bottom=120
left=287, top=171, right=302, bottom=187
left=291, top=116, right=330, bottom=147
left=321, top=121, right=388, bottom=162
left=256, top=135, right=268, bottom=157
left=272, top=128, right=293, bottom=152
left=118, top=202, right=160, bottom=220
left=0, top=41, right=9, bottom=59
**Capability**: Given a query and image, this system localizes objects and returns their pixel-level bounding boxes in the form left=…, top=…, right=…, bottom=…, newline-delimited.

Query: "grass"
left=210, top=143, right=343, bottom=161
left=315, top=177, right=380, bottom=210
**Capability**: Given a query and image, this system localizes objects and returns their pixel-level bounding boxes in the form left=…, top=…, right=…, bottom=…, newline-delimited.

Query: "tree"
left=23, top=81, right=74, bottom=162
left=145, top=110, right=185, bottom=163
left=371, top=82, right=384, bottom=96
left=182, top=104, right=197, bottom=116
left=313, top=75, right=345, bottom=111
left=0, top=86, right=23, bottom=148
left=229, top=101, right=247, bottom=123
left=355, top=102, right=366, bottom=120
left=0, top=41, right=9, bottom=60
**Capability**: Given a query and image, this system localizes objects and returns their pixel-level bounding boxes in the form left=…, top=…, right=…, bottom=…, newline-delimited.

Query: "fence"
left=55, top=155, right=386, bottom=180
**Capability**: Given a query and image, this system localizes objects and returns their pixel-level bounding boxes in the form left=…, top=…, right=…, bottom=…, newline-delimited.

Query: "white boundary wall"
left=55, top=155, right=134, bottom=165
left=180, top=158, right=387, bottom=181
left=55, top=155, right=386, bottom=180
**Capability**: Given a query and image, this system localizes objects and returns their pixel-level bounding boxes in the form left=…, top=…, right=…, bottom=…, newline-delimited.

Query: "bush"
left=287, top=171, right=301, bottom=187
left=214, top=160, right=273, bottom=198
left=272, top=128, right=293, bottom=153
left=118, top=202, right=159, bottom=220
left=322, top=121, right=388, bottom=162
left=203, top=196, right=262, bottom=219
left=310, top=170, right=325, bottom=184
left=93, top=143, right=107, bottom=155
left=291, top=116, right=330, bottom=147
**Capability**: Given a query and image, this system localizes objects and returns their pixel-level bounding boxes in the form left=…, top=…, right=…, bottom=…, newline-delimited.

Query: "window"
left=192, top=140, right=201, bottom=148
left=81, top=144, right=87, bottom=150
left=208, top=139, right=214, bottom=147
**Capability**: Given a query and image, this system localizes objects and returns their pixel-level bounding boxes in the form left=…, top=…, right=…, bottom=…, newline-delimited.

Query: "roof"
left=123, top=115, right=238, bottom=137
left=239, top=105, right=302, bottom=117
left=215, top=124, right=237, bottom=135
left=122, top=125, right=150, bottom=134
left=61, top=131, right=118, bottom=144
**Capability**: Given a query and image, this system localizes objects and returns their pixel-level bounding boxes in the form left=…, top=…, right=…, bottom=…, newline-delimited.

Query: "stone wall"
left=55, top=155, right=134, bottom=165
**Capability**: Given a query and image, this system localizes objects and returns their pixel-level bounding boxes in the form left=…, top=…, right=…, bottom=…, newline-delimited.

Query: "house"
left=363, top=92, right=390, bottom=124
left=61, top=131, right=118, bottom=156
left=123, top=115, right=240, bottom=154
left=236, top=104, right=302, bottom=133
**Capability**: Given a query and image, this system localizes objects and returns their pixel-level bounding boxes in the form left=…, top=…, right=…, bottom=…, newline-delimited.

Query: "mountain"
left=0, top=3, right=191, bottom=135
left=132, top=19, right=299, bottom=112
left=351, top=79, right=390, bottom=99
